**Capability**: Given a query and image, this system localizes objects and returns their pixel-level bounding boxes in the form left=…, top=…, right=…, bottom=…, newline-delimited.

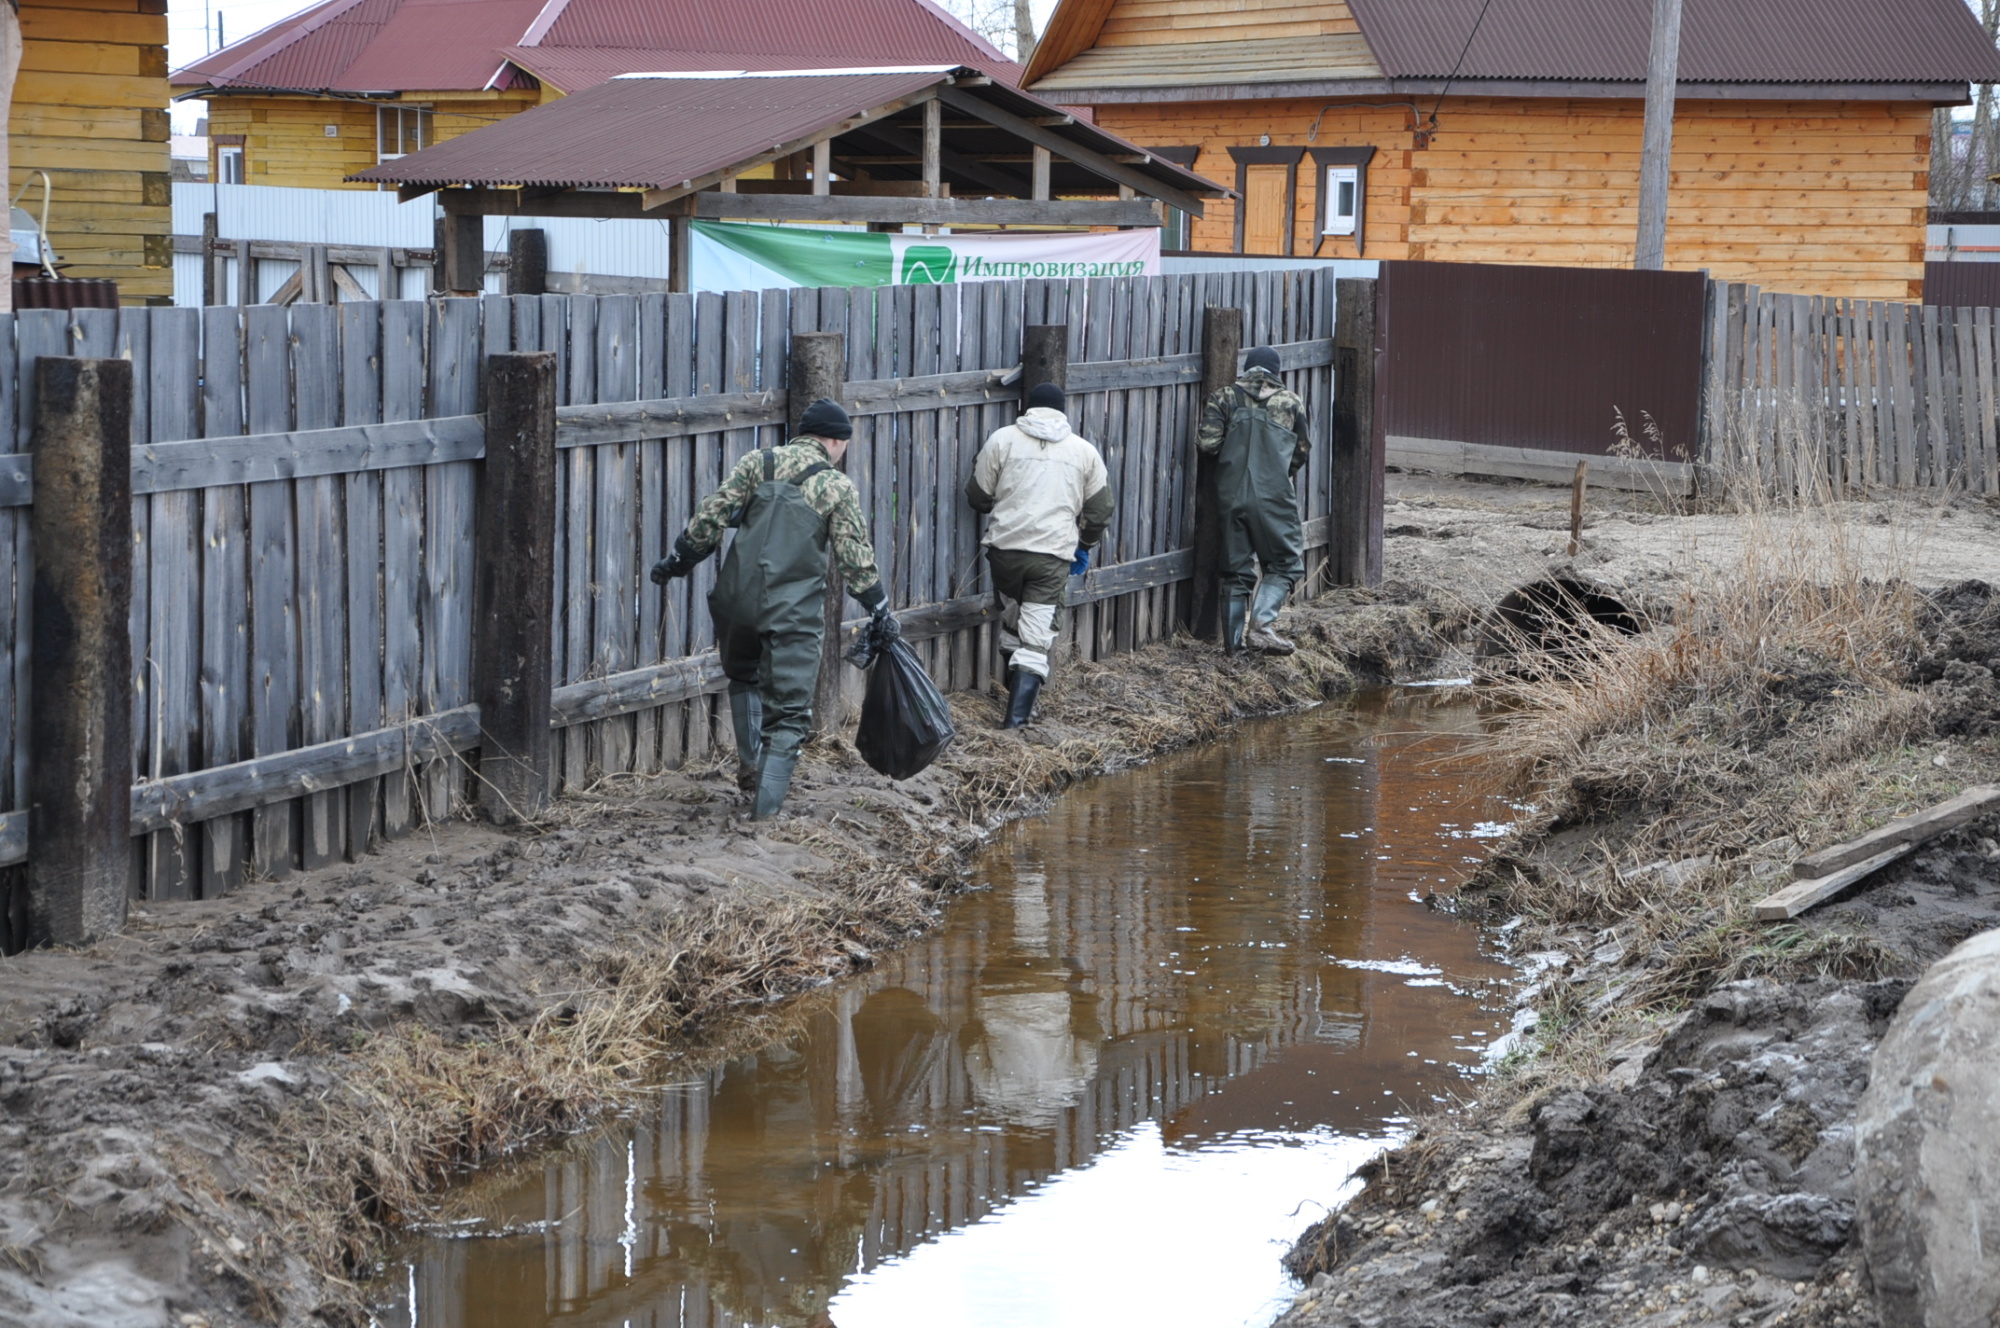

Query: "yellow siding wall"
left=204, top=90, right=541, bottom=190
left=1095, top=97, right=1931, bottom=300
left=11, top=0, right=172, bottom=302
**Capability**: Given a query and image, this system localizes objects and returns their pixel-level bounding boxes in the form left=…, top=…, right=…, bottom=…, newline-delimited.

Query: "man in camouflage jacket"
left=652, top=398, right=894, bottom=818
left=1197, top=345, right=1311, bottom=654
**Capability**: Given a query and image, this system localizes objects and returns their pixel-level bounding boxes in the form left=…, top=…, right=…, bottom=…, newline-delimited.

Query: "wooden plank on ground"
left=1792, top=784, right=2000, bottom=880
left=1754, top=844, right=1914, bottom=922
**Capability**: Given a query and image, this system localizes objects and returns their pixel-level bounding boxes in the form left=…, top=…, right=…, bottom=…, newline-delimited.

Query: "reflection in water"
left=383, top=687, right=1516, bottom=1328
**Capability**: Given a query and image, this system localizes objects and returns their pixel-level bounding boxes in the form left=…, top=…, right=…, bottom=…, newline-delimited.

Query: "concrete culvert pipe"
left=1477, top=574, right=1644, bottom=663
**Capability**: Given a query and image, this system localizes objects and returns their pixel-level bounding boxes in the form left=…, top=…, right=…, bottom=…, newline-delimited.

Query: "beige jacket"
left=965, top=408, right=1115, bottom=560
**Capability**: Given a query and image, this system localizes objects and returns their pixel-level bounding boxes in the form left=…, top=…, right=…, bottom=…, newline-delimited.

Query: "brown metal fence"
left=1376, top=259, right=1708, bottom=483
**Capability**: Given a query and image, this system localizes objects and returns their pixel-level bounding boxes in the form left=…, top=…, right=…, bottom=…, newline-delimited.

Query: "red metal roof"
left=1347, top=0, right=2000, bottom=85
left=172, top=0, right=1016, bottom=94
left=348, top=65, right=1220, bottom=201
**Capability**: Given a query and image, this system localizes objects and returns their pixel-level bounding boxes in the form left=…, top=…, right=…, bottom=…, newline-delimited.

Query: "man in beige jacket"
left=965, top=383, right=1115, bottom=727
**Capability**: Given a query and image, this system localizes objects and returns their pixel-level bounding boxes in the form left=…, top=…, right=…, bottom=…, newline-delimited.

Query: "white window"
left=1323, top=165, right=1359, bottom=236
left=218, top=146, right=246, bottom=184
left=376, top=105, right=434, bottom=163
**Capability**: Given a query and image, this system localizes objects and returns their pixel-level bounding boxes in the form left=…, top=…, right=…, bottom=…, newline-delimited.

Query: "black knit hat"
left=797, top=397, right=853, bottom=440
left=1244, top=346, right=1282, bottom=374
left=1026, top=382, right=1066, bottom=412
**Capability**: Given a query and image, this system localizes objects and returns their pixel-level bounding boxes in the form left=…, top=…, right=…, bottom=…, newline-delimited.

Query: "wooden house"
left=9, top=0, right=173, bottom=302
left=1023, top=0, right=2000, bottom=298
left=170, top=0, right=1015, bottom=191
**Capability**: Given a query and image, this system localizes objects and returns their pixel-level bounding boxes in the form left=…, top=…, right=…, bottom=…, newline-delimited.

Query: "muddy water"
left=381, top=686, right=1519, bottom=1328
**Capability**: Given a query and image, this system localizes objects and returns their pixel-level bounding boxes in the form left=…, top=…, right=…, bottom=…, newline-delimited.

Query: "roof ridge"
left=172, top=0, right=385, bottom=84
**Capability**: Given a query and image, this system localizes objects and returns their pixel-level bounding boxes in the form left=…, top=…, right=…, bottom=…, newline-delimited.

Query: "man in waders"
left=965, top=382, right=1115, bottom=727
left=1197, top=345, right=1311, bottom=655
left=651, top=399, right=894, bottom=819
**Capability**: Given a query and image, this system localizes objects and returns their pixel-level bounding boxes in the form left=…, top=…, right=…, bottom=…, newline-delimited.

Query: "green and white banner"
left=690, top=221, right=1159, bottom=293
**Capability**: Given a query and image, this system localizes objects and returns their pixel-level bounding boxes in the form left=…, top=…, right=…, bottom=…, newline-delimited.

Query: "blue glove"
left=1071, top=546, right=1091, bottom=576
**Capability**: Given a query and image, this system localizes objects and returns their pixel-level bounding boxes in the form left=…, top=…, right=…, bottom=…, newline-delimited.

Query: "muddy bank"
left=1278, top=565, right=2000, bottom=1324
left=0, top=597, right=1444, bottom=1328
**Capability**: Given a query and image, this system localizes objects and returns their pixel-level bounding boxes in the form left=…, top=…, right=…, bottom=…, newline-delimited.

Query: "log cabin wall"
left=1092, top=97, right=1933, bottom=300
left=204, top=89, right=544, bottom=191
left=11, top=0, right=173, bottom=302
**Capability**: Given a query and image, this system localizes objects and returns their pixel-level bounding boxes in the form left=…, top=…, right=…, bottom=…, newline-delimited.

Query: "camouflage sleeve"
left=680, top=450, right=764, bottom=555
left=1286, top=391, right=1312, bottom=473
left=1197, top=386, right=1232, bottom=456
left=826, top=477, right=885, bottom=605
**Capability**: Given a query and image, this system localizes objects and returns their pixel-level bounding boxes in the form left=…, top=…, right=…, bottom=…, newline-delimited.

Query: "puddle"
left=378, top=687, right=1518, bottom=1328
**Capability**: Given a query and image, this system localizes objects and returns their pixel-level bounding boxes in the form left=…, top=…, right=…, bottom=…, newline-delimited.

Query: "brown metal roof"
left=172, top=0, right=1016, bottom=94
left=1347, top=0, right=2000, bottom=85
left=349, top=65, right=1223, bottom=202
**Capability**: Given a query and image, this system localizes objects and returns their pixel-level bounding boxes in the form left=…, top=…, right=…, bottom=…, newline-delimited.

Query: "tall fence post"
left=474, top=352, right=558, bottom=824
left=1183, top=305, right=1240, bottom=640
left=1332, top=277, right=1382, bottom=587
left=790, top=331, right=848, bottom=740
left=26, top=357, right=133, bottom=948
left=508, top=229, right=548, bottom=297
left=1021, top=323, right=1067, bottom=402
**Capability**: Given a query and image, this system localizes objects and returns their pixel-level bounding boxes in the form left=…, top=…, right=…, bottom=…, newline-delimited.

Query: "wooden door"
left=1244, top=165, right=1289, bottom=255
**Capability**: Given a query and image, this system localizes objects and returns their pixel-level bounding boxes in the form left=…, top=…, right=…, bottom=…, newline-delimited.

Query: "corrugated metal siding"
left=1348, top=0, right=2000, bottom=83
left=1925, top=262, right=2000, bottom=308
left=171, top=181, right=680, bottom=306
left=1379, top=260, right=1706, bottom=458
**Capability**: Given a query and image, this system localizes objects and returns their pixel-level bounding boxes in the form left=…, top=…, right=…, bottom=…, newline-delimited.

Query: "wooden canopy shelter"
left=351, top=64, right=1227, bottom=291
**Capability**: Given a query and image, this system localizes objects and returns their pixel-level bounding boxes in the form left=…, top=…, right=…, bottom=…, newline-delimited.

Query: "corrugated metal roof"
left=499, top=46, right=917, bottom=94
left=172, top=0, right=1016, bottom=94
left=349, top=67, right=1223, bottom=201
left=1030, top=33, right=1380, bottom=92
left=1348, top=0, right=2000, bottom=84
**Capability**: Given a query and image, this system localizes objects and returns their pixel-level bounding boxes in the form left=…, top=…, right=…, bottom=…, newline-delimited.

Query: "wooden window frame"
left=1227, top=145, right=1304, bottom=256
left=1148, top=146, right=1200, bottom=250
left=1310, top=146, right=1377, bottom=258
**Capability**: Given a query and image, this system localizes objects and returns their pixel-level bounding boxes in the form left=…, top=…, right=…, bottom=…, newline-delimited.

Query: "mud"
left=0, top=599, right=1440, bottom=1328
left=1278, top=553, right=2000, bottom=1327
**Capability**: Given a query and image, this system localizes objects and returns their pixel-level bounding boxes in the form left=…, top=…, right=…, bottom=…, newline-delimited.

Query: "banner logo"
left=899, top=246, right=959, bottom=284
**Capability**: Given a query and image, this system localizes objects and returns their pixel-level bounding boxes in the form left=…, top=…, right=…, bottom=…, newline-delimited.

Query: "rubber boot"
left=751, top=751, right=798, bottom=821
left=729, top=689, right=762, bottom=793
left=1247, top=581, right=1296, bottom=655
left=1002, top=669, right=1044, bottom=729
left=1223, top=595, right=1249, bottom=654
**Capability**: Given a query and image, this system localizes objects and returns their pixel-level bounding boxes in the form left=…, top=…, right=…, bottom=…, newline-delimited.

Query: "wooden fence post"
left=1021, top=323, right=1067, bottom=403
left=508, top=229, right=548, bottom=297
left=201, top=211, right=219, bottom=306
left=790, top=331, right=848, bottom=739
left=26, top=357, right=133, bottom=948
left=441, top=213, right=484, bottom=296
left=474, top=352, right=558, bottom=824
left=1183, top=305, right=1239, bottom=639
left=1332, top=277, right=1381, bottom=587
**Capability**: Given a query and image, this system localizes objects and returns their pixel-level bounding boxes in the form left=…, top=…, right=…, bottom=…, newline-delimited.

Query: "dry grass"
left=239, top=614, right=1403, bottom=1313
left=1467, top=467, right=1962, bottom=1099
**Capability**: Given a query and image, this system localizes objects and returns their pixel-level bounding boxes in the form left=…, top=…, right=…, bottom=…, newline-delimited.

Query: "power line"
left=1423, top=0, right=1499, bottom=143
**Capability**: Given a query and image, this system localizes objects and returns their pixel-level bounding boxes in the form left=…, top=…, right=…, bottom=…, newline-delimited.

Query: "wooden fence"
left=1704, top=281, right=2000, bottom=493
left=0, top=269, right=1361, bottom=945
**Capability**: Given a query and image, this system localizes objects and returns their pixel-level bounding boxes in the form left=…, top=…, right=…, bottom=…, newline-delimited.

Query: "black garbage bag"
left=848, top=619, right=955, bottom=780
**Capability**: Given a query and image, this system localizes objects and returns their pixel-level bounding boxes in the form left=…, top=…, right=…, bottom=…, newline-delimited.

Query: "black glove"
left=650, top=536, right=704, bottom=584
left=872, top=606, right=902, bottom=642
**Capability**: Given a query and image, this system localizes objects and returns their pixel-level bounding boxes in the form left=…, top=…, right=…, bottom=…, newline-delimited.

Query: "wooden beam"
left=639, top=86, right=940, bottom=210
left=1185, top=306, right=1239, bottom=641
left=923, top=96, right=942, bottom=199
left=843, top=121, right=1030, bottom=198
left=668, top=192, right=1162, bottom=227
left=1033, top=145, right=1051, bottom=201
left=442, top=188, right=653, bottom=219
left=812, top=138, right=831, bottom=196
left=933, top=84, right=1209, bottom=218
left=1754, top=844, right=1913, bottom=921
left=1791, top=785, right=2000, bottom=880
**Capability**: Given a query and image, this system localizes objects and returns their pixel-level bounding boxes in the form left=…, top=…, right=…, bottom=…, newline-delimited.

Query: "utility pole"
left=1634, top=0, right=1683, bottom=270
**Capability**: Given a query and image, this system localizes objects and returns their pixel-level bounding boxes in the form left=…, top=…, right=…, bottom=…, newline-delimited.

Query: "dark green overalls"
left=1217, top=386, right=1306, bottom=599
left=711, top=450, right=835, bottom=768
